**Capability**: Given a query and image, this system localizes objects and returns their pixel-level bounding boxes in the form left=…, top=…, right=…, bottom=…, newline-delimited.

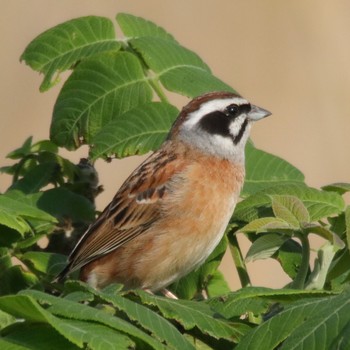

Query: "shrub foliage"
left=1, top=13, right=350, bottom=349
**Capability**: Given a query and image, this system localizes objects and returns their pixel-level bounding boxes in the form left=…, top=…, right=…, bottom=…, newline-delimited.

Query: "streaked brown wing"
left=64, top=145, right=187, bottom=274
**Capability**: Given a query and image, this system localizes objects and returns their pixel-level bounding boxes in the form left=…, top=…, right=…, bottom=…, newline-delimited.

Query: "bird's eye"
left=225, top=104, right=239, bottom=118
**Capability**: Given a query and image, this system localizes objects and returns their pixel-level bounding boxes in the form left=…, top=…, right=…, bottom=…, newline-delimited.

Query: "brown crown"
left=168, top=91, right=240, bottom=139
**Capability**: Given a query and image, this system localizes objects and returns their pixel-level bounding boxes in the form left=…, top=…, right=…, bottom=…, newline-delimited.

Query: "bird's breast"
left=138, top=156, right=245, bottom=290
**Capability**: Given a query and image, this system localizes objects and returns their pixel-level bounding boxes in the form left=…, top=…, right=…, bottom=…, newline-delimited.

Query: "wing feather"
left=62, top=145, right=188, bottom=276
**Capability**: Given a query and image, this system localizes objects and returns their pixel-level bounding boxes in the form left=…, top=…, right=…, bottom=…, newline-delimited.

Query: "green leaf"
left=346, top=206, right=350, bottom=251
left=0, top=248, right=12, bottom=270
left=137, top=290, right=250, bottom=343
left=235, top=289, right=350, bottom=350
left=20, top=290, right=164, bottom=349
left=93, top=286, right=195, bottom=350
left=117, top=13, right=176, bottom=41
left=0, top=324, right=79, bottom=350
left=271, top=195, right=310, bottom=228
left=21, top=16, right=121, bottom=91
left=30, top=139, right=59, bottom=154
left=208, top=287, right=333, bottom=319
left=206, top=270, right=231, bottom=297
left=303, top=223, right=345, bottom=249
left=35, top=187, right=95, bottom=223
left=0, top=226, right=22, bottom=248
left=0, top=309, right=16, bottom=331
left=306, top=242, right=339, bottom=290
left=49, top=319, right=133, bottom=349
left=131, top=37, right=209, bottom=73
left=0, top=294, right=133, bottom=349
left=160, top=66, right=234, bottom=97
left=330, top=319, right=350, bottom=349
left=0, top=191, right=56, bottom=235
left=275, top=239, right=302, bottom=279
left=50, top=51, right=153, bottom=150
left=246, top=233, right=289, bottom=262
left=322, top=182, right=350, bottom=195
left=90, top=102, right=178, bottom=159
left=21, top=252, right=67, bottom=277
left=9, top=162, right=58, bottom=194
left=240, top=217, right=291, bottom=233
left=0, top=211, right=29, bottom=235
left=130, top=37, right=233, bottom=97
left=234, top=184, right=345, bottom=223
left=326, top=249, right=350, bottom=284
left=0, top=266, right=38, bottom=295
left=243, top=142, right=305, bottom=196
left=6, top=137, right=33, bottom=160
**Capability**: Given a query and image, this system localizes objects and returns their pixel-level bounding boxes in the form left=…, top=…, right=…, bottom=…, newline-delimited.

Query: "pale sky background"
left=1, top=1, right=349, bottom=289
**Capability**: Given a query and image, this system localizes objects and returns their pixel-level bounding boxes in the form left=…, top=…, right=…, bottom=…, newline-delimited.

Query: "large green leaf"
left=130, top=37, right=233, bottom=97
left=243, top=142, right=305, bottom=196
left=206, top=270, right=231, bottom=298
left=50, top=52, right=153, bottom=150
left=5, top=137, right=34, bottom=160
left=0, top=324, right=79, bottom=350
left=9, top=162, right=58, bottom=194
left=131, top=37, right=209, bottom=73
left=137, top=290, right=250, bottom=343
left=240, top=217, right=291, bottom=233
left=245, top=233, right=289, bottom=262
left=90, top=102, right=178, bottom=159
left=35, top=187, right=95, bottom=223
left=303, top=223, right=345, bottom=249
left=330, top=320, right=350, bottom=349
left=161, top=67, right=235, bottom=98
left=21, top=16, right=121, bottom=92
left=0, top=294, right=133, bottom=349
left=0, top=266, right=38, bottom=295
left=271, top=195, right=310, bottom=227
left=233, top=183, right=345, bottom=223
left=0, top=211, right=30, bottom=235
left=235, top=289, right=350, bottom=350
left=19, top=290, right=164, bottom=349
left=208, top=287, right=334, bottom=319
left=50, top=319, right=133, bottom=349
left=117, top=13, right=176, bottom=41
left=276, top=239, right=302, bottom=279
left=0, top=191, right=56, bottom=235
left=0, top=309, right=16, bottom=331
left=21, top=252, right=67, bottom=277
left=89, top=285, right=195, bottom=350
left=305, top=242, right=339, bottom=290
left=322, top=182, right=350, bottom=195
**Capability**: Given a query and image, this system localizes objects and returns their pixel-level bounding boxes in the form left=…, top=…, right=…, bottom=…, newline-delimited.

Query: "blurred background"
left=1, top=1, right=349, bottom=289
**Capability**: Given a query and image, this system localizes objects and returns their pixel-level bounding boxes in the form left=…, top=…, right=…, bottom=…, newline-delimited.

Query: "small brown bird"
left=57, top=91, right=270, bottom=296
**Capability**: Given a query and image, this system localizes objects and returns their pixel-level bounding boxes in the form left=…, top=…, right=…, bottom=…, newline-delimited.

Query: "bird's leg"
left=161, top=288, right=178, bottom=299
left=143, top=288, right=178, bottom=299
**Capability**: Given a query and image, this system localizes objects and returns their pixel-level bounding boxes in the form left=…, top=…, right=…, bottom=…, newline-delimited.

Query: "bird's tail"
left=52, top=263, right=72, bottom=284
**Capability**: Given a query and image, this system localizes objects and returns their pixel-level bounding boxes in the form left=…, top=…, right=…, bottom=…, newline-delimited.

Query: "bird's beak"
left=248, top=105, right=271, bottom=121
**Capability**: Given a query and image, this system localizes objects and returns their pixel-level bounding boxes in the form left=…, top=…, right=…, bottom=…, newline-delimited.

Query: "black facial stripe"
left=199, top=111, right=230, bottom=138
left=239, top=103, right=251, bottom=114
left=199, top=104, right=251, bottom=144
left=232, top=118, right=249, bottom=145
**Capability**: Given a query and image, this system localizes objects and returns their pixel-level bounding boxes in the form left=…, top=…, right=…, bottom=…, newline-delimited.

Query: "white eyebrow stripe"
left=183, top=97, right=247, bottom=128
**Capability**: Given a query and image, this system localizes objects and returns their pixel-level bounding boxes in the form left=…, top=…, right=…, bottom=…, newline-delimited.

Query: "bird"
left=56, top=91, right=270, bottom=297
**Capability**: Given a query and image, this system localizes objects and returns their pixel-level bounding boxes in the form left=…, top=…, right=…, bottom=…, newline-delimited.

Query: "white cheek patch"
left=183, top=97, right=247, bottom=129
left=229, top=116, right=245, bottom=137
left=211, top=134, right=235, bottom=152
